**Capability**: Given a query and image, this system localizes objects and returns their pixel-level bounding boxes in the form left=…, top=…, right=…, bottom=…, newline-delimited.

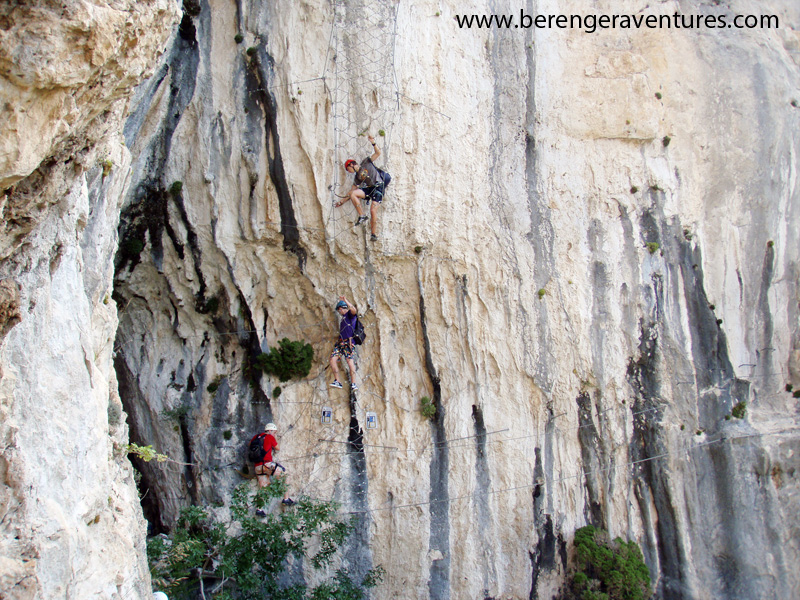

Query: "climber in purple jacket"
left=329, top=296, right=358, bottom=390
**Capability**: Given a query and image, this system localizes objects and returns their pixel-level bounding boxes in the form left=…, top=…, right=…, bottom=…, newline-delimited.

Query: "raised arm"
left=339, top=295, right=357, bottom=315
left=368, top=135, right=381, bottom=162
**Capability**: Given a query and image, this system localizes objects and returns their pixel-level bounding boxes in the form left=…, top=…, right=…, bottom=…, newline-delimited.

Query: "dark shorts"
left=330, top=339, right=354, bottom=360
left=362, top=184, right=385, bottom=204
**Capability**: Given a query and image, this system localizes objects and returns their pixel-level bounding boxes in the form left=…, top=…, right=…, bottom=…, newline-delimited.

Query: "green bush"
left=204, top=295, right=221, bottom=314
left=570, top=525, right=652, bottom=600
left=731, top=401, right=746, bottom=419
left=170, top=181, right=183, bottom=195
left=273, top=386, right=282, bottom=399
left=161, top=405, right=189, bottom=420
left=148, top=482, right=383, bottom=599
left=207, top=375, right=226, bottom=394
left=255, top=338, right=314, bottom=382
left=420, top=396, right=436, bottom=420
left=646, top=242, right=659, bottom=255
left=123, top=238, right=145, bottom=258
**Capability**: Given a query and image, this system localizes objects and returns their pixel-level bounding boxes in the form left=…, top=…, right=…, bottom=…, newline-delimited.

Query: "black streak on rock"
left=343, top=388, right=373, bottom=584
left=245, top=49, right=307, bottom=270
left=627, top=320, right=685, bottom=599
left=472, top=405, right=493, bottom=589
left=419, top=288, right=450, bottom=599
left=576, top=391, right=606, bottom=529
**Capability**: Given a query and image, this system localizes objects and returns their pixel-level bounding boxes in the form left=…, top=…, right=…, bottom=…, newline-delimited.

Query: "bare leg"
left=273, top=469, right=290, bottom=500
left=370, top=202, right=379, bottom=235
left=345, top=357, right=357, bottom=383
left=349, top=189, right=366, bottom=216
left=329, top=354, right=341, bottom=383
left=255, top=464, right=270, bottom=489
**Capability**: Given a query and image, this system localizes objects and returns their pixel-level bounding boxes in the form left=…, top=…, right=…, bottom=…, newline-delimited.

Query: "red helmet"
left=344, top=159, right=357, bottom=170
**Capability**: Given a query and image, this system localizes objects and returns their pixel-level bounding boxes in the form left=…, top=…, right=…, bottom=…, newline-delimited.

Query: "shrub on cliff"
left=566, top=525, right=652, bottom=600
left=254, top=338, right=313, bottom=382
left=148, top=481, right=383, bottom=599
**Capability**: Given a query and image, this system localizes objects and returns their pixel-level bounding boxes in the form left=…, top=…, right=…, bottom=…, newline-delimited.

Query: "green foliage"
left=255, top=338, right=314, bottom=382
left=273, top=386, right=282, bottom=399
left=767, top=240, right=774, bottom=248
left=645, top=242, right=659, bottom=255
left=223, top=430, right=233, bottom=440
left=785, top=383, right=793, bottom=393
left=570, top=525, right=652, bottom=600
left=207, top=375, right=226, bottom=394
left=654, top=92, right=662, bottom=100
left=161, top=405, right=189, bottom=420
left=420, top=396, right=436, bottom=420
left=148, top=483, right=383, bottom=599
left=794, top=390, right=800, bottom=399
left=102, top=159, right=113, bottom=177
left=731, top=401, right=747, bottom=419
left=414, top=245, right=423, bottom=254
left=123, top=238, right=145, bottom=258
left=538, top=288, right=547, bottom=299
left=629, top=186, right=638, bottom=194
left=170, top=181, right=183, bottom=195
left=246, top=46, right=257, bottom=57
left=235, top=33, right=244, bottom=44
left=662, top=136, right=671, bottom=147
left=127, top=443, right=168, bottom=463
left=204, top=295, right=221, bottom=314
left=378, top=129, right=386, bottom=137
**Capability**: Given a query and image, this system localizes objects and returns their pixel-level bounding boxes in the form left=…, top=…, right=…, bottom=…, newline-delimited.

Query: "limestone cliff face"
left=0, top=1, right=179, bottom=599
left=112, top=0, right=800, bottom=598
left=2, top=0, right=800, bottom=598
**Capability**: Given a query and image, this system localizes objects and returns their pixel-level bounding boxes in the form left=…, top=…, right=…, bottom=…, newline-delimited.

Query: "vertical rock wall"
left=1, top=0, right=799, bottom=598
left=0, top=1, right=179, bottom=598
left=112, top=0, right=800, bottom=598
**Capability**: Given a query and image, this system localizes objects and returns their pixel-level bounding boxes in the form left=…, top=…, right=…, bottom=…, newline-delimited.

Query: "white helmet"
left=153, top=593, right=169, bottom=600
left=265, top=423, right=277, bottom=431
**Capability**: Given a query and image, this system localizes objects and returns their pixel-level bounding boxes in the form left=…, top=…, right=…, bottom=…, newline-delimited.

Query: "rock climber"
left=248, top=422, right=295, bottom=510
left=329, top=295, right=359, bottom=390
left=335, top=135, right=391, bottom=241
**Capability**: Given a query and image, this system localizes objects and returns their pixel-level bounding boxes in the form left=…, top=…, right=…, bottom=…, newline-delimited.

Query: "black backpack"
left=353, top=317, right=366, bottom=345
left=377, top=167, right=391, bottom=188
left=247, top=433, right=267, bottom=463
left=367, top=158, right=391, bottom=189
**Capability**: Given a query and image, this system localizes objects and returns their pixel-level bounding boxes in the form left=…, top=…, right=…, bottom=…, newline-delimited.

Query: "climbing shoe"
left=255, top=509, right=267, bottom=517
left=330, top=380, right=343, bottom=389
left=351, top=382, right=358, bottom=391
left=282, top=498, right=296, bottom=506
left=355, top=215, right=368, bottom=226
left=370, top=234, right=378, bottom=242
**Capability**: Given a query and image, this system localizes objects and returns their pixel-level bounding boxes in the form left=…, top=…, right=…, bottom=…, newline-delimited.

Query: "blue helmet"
left=335, top=300, right=348, bottom=310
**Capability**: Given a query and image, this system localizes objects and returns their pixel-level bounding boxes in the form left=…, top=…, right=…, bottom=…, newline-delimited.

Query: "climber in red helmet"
left=335, top=135, right=391, bottom=242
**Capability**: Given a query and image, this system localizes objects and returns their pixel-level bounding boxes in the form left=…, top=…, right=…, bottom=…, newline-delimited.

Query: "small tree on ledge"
left=255, top=338, right=314, bottom=382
